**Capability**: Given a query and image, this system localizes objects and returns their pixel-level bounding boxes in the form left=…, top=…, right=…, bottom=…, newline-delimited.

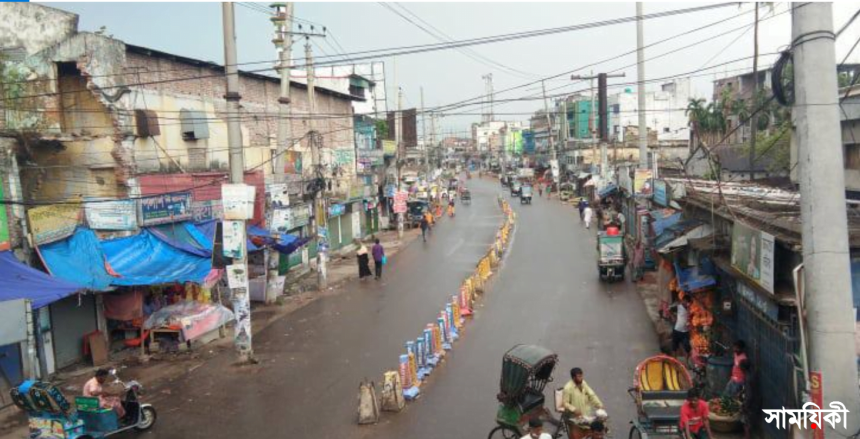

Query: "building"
left=608, top=79, right=691, bottom=144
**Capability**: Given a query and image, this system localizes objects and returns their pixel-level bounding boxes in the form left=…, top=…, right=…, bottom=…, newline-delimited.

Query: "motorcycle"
left=11, top=369, right=157, bottom=438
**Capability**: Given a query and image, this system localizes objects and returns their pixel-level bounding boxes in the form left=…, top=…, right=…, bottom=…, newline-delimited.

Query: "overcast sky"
left=45, top=2, right=860, bottom=136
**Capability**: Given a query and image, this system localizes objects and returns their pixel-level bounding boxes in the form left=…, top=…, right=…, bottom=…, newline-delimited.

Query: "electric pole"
left=572, top=71, right=625, bottom=180
left=304, top=36, right=328, bottom=289
left=636, top=2, right=648, bottom=171
left=793, top=4, right=860, bottom=436
left=396, top=86, right=404, bottom=239
left=272, top=2, right=294, bottom=184
left=421, top=87, right=430, bottom=180
left=541, top=80, right=557, bottom=165
left=749, top=2, right=760, bottom=181
left=222, top=2, right=252, bottom=362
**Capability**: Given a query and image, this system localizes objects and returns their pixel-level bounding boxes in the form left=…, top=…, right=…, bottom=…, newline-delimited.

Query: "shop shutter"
left=50, top=294, right=97, bottom=369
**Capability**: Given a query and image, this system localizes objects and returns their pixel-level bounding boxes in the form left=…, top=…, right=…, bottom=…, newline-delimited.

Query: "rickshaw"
left=628, top=355, right=692, bottom=439
left=461, top=189, right=472, bottom=205
left=489, top=345, right=561, bottom=439
left=520, top=185, right=533, bottom=205
left=597, top=232, right=625, bottom=282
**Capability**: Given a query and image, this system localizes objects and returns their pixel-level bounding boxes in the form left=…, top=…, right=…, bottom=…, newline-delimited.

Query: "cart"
left=520, top=185, right=533, bottom=205
left=462, top=189, right=472, bottom=205
left=597, top=232, right=625, bottom=282
left=627, top=355, right=692, bottom=439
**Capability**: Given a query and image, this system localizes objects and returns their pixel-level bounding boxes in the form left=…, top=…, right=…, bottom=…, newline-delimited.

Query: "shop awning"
left=40, top=228, right=118, bottom=291
left=247, top=224, right=308, bottom=255
left=598, top=183, right=618, bottom=199
left=194, top=220, right=260, bottom=252
left=650, top=209, right=683, bottom=237
left=577, top=172, right=591, bottom=179
left=101, top=230, right=212, bottom=286
left=0, top=251, right=84, bottom=308
left=149, top=222, right=212, bottom=257
left=674, top=261, right=717, bottom=292
left=656, top=222, right=712, bottom=253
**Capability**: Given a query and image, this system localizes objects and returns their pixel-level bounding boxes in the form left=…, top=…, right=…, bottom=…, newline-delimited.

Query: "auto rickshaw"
left=520, top=185, right=533, bottom=205
left=461, top=189, right=472, bottom=205
left=488, top=345, right=563, bottom=439
left=558, top=183, right=575, bottom=203
left=597, top=232, right=625, bottom=282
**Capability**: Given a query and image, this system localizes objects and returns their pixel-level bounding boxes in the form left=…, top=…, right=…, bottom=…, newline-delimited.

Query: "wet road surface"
left=148, top=177, right=659, bottom=439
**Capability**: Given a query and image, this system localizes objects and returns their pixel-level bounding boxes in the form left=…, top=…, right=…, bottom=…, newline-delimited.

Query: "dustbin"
left=706, top=356, right=734, bottom=396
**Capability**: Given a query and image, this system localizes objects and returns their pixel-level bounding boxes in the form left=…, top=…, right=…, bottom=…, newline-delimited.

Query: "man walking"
left=673, top=294, right=692, bottom=360
left=420, top=215, right=430, bottom=242
left=578, top=199, right=587, bottom=221
left=583, top=205, right=594, bottom=229
left=372, top=238, right=385, bottom=280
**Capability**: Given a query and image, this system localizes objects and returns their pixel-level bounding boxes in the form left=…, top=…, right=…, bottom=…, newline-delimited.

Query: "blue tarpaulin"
left=40, top=228, right=117, bottom=291
left=101, top=230, right=212, bottom=286
left=674, top=260, right=717, bottom=292
left=598, top=183, right=618, bottom=199
left=0, top=251, right=83, bottom=308
left=149, top=222, right=212, bottom=257
left=655, top=219, right=703, bottom=250
left=650, top=209, right=683, bottom=237
left=194, top=220, right=261, bottom=252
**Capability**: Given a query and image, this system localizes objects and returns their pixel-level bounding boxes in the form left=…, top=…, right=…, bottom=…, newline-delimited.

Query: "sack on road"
left=380, top=370, right=405, bottom=412
left=357, top=380, right=380, bottom=425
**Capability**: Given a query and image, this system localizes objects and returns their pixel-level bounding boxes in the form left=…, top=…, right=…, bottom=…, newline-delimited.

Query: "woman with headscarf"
left=356, top=240, right=372, bottom=280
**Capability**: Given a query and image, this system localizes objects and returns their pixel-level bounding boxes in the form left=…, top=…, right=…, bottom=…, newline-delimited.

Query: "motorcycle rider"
left=83, top=369, right=126, bottom=418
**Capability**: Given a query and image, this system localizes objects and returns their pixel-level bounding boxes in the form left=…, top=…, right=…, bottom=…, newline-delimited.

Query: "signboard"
left=85, top=199, right=137, bottom=230
left=736, top=281, right=778, bottom=321
left=619, top=167, right=634, bottom=194
left=352, top=211, right=362, bottom=240
left=0, top=182, right=9, bottom=250
left=191, top=200, right=223, bottom=222
left=809, top=371, right=824, bottom=438
left=653, top=180, right=668, bottom=206
left=226, top=263, right=249, bottom=290
left=382, top=140, right=397, bottom=156
left=393, top=190, right=408, bottom=214
left=0, top=298, right=27, bottom=346
left=267, top=183, right=290, bottom=208
left=634, top=169, right=653, bottom=195
left=333, top=149, right=356, bottom=166
left=549, top=159, right=559, bottom=183
left=139, top=192, right=192, bottom=226
left=28, top=203, right=81, bottom=244
left=222, top=220, right=245, bottom=259
left=222, top=184, right=256, bottom=220
left=731, top=222, right=775, bottom=294
left=328, top=203, right=346, bottom=217
left=284, top=151, right=303, bottom=174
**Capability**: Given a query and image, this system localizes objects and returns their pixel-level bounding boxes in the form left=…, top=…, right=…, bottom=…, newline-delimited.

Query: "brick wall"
left=124, top=51, right=355, bottom=151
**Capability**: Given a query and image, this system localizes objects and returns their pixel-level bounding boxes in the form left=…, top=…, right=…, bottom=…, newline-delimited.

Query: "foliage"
left=375, top=119, right=389, bottom=140
left=738, top=120, right=792, bottom=174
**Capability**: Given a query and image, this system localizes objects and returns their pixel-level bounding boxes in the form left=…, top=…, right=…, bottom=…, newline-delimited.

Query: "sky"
left=44, top=2, right=860, bottom=137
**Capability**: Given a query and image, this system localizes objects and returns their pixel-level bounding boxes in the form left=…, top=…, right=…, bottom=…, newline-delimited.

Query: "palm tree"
left=686, top=98, right=707, bottom=146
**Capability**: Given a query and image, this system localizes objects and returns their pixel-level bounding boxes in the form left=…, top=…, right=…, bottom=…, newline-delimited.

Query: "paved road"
left=148, top=178, right=659, bottom=439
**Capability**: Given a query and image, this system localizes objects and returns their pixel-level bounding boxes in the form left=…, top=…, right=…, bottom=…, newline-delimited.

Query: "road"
left=148, top=177, right=659, bottom=439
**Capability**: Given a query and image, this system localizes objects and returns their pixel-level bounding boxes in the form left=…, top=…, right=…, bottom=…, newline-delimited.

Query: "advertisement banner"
left=226, top=263, right=249, bottom=290
left=731, top=222, right=775, bottom=293
left=222, top=220, right=245, bottom=260
left=352, top=211, right=362, bottom=240
left=382, top=140, right=397, bottom=156
left=191, top=200, right=223, bottom=222
left=393, top=190, right=408, bottom=214
left=85, top=199, right=138, bottom=230
left=267, top=183, right=290, bottom=208
left=28, top=203, right=81, bottom=245
left=809, top=371, right=824, bottom=438
left=0, top=183, right=9, bottom=250
left=333, top=149, right=355, bottom=166
left=328, top=203, right=346, bottom=217
left=653, top=180, right=668, bottom=206
left=634, top=169, right=653, bottom=195
left=222, top=184, right=256, bottom=220
left=619, top=167, right=634, bottom=194
left=284, top=151, right=302, bottom=174
left=138, top=192, right=192, bottom=226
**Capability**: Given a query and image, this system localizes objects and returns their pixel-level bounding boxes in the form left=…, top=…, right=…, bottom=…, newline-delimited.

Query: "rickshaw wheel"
left=628, top=424, right=646, bottom=439
left=488, top=425, right=520, bottom=439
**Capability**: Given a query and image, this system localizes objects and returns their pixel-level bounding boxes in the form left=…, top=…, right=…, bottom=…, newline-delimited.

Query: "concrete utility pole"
left=541, top=80, right=557, bottom=164
left=482, top=73, right=494, bottom=123
left=793, top=3, right=860, bottom=436
left=421, top=87, right=430, bottom=180
left=431, top=111, right=438, bottom=170
left=396, top=86, right=404, bottom=239
left=304, top=36, right=328, bottom=289
left=222, top=2, right=252, bottom=361
left=572, top=72, right=625, bottom=179
left=272, top=2, right=294, bottom=183
left=636, top=2, right=648, bottom=171
left=749, top=2, right=760, bottom=181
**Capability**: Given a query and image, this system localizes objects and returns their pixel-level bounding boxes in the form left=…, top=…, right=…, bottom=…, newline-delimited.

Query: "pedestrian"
left=723, top=340, right=748, bottom=398
left=372, top=238, right=385, bottom=280
left=355, top=240, right=372, bottom=280
left=672, top=294, right=693, bottom=360
left=615, top=211, right=626, bottom=234
left=632, top=241, right=645, bottom=282
left=578, top=199, right=587, bottom=221
left=679, top=389, right=713, bottom=439
left=583, top=205, right=594, bottom=229
left=538, top=184, right=544, bottom=198
left=521, top=418, right=552, bottom=439
left=420, top=215, right=430, bottom=242
left=738, top=360, right=758, bottom=439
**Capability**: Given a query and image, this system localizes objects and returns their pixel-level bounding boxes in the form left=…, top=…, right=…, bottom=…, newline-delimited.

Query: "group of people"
left=355, top=238, right=386, bottom=280
left=523, top=367, right=606, bottom=439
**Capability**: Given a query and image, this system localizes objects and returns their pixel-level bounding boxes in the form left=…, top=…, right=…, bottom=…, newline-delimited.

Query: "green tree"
left=375, top=119, right=389, bottom=140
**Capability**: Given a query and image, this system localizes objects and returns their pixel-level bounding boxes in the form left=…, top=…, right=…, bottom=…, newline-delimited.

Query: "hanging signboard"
left=653, top=180, right=668, bottom=206
left=634, top=169, right=653, bottom=196
left=222, top=184, right=256, bottom=220
left=267, top=183, right=290, bottom=208
left=284, top=151, right=303, bottom=174
left=226, top=263, right=249, bottom=291
left=352, top=211, right=362, bottom=240
left=393, top=190, right=408, bottom=214
left=382, top=140, right=397, bottom=156
left=618, top=167, right=634, bottom=194
left=84, top=199, right=137, bottom=231
left=28, top=203, right=81, bottom=245
left=731, top=222, right=775, bottom=294
left=191, top=200, right=223, bottom=222
left=138, top=192, right=192, bottom=226
left=333, top=149, right=356, bottom=166
left=328, top=203, right=346, bottom=218
left=0, top=183, right=9, bottom=251
left=222, top=220, right=246, bottom=260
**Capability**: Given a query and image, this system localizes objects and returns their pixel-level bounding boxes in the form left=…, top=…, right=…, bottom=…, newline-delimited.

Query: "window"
left=845, top=144, right=860, bottom=170
left=663, top=127, right=670, bottom=133
left=180, top=109, right=210, bottom=141
left=135, top=109, right=161, bottom=137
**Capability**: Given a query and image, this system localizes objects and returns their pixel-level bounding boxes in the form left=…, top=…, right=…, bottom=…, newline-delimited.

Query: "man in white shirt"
left=521, top=418, right=552, bottom=439
left=672, top=294, right=692, bottom=358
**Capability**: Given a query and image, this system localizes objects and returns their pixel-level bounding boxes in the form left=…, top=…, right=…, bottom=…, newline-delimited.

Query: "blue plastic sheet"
left=650, top=209, right=683, bottom=237
left=674, top=261, right=717, bottom=293
left=0, top=251, right=83, bottom=308
left=149, top=222, right=212, bottom=257
left=598, top=183, right=618, bottom=199
left=101, top=230, right=212, bottom=286
left=40, top=228, right=116, bottom=291
left=194, top=220, right=260, bottom=252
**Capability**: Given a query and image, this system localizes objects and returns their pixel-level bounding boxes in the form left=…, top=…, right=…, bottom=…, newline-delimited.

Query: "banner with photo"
left=731, top=222, right=775, bottom=293
left=222, top=220, right=246, bottom=260
left=634, top=169, right=653, bottom=195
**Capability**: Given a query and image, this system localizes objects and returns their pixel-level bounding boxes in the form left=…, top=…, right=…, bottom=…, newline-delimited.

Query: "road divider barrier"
left=365, top=199, right=516, bottom=423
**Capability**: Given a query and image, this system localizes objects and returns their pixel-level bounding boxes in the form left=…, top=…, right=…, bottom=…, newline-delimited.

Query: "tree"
left=375, top=119, right=389, bottom=140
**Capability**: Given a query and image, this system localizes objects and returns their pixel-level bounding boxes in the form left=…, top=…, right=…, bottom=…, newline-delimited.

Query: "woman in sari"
left=356, top=240, right=372, bottom=280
